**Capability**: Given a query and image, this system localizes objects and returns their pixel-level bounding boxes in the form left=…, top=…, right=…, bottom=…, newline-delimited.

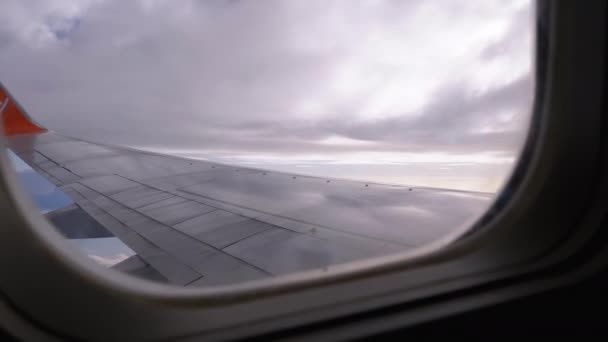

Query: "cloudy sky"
left=1, top=0, right=533, bottom=192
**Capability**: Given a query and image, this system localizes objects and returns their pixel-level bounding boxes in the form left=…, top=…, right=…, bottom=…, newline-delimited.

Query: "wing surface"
left=1, top=83, right=492, bottom=286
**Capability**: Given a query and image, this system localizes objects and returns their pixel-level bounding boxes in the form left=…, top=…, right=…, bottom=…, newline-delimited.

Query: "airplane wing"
left=0, top=83, right=492, bottom=287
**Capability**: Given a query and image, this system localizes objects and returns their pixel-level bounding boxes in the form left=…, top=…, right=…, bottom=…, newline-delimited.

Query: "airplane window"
left=1, top=0, right=534, bottom=287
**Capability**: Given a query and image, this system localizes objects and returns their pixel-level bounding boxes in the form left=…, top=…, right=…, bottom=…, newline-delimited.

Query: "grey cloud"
left=337, top=73, right=533, bottom=147
left=204, top=73, right=533, bottom=155
left=0, top=0, right=533, bottom=160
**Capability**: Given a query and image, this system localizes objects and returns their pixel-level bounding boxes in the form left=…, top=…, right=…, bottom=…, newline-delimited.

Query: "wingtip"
left=0, top=82, right=47, bottom=136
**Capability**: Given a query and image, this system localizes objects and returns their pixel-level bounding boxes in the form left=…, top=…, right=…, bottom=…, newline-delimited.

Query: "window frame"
left=1, top=1, right=607, bottom=340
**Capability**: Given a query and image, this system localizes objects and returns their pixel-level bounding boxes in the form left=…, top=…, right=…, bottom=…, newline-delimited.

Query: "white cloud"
left=88, top=253, right=129, bottom=267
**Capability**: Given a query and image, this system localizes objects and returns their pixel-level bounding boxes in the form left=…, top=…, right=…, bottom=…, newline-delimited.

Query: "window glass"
left=1, top=0, right=534, bottom=287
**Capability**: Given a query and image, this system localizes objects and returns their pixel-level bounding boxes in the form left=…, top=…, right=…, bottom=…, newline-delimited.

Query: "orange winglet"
left=0, top=83, right=47, bottom=136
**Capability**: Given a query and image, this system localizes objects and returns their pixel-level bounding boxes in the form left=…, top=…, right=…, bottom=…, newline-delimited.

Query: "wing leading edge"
left=1, top=83, right=492, bottom=286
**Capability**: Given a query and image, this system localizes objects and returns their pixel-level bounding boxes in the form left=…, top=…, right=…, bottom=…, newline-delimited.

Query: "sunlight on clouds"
left=145, top=147, right=515, bottom=192
left=319, top=135, right=377, bottom=146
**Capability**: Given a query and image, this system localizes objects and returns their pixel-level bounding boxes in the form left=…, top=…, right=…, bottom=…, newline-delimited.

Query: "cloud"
left=88, top=253, right=129, bottom=267
left=210, top=72, right=533, bottom=155
left=0, top=0, right=534, bottom=191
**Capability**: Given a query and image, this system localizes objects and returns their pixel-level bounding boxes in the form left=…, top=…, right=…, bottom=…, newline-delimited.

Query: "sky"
left=0, top=0, right=534, bottom=192
left=7, top=149, right=72, bottom=213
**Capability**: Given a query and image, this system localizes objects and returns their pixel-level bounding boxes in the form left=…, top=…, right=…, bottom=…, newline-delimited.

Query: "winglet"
left=0, top=82, right=47, bottom=136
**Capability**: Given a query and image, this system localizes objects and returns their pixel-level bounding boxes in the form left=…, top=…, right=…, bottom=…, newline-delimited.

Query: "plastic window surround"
left=0, top=1, right=607, bottom=340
